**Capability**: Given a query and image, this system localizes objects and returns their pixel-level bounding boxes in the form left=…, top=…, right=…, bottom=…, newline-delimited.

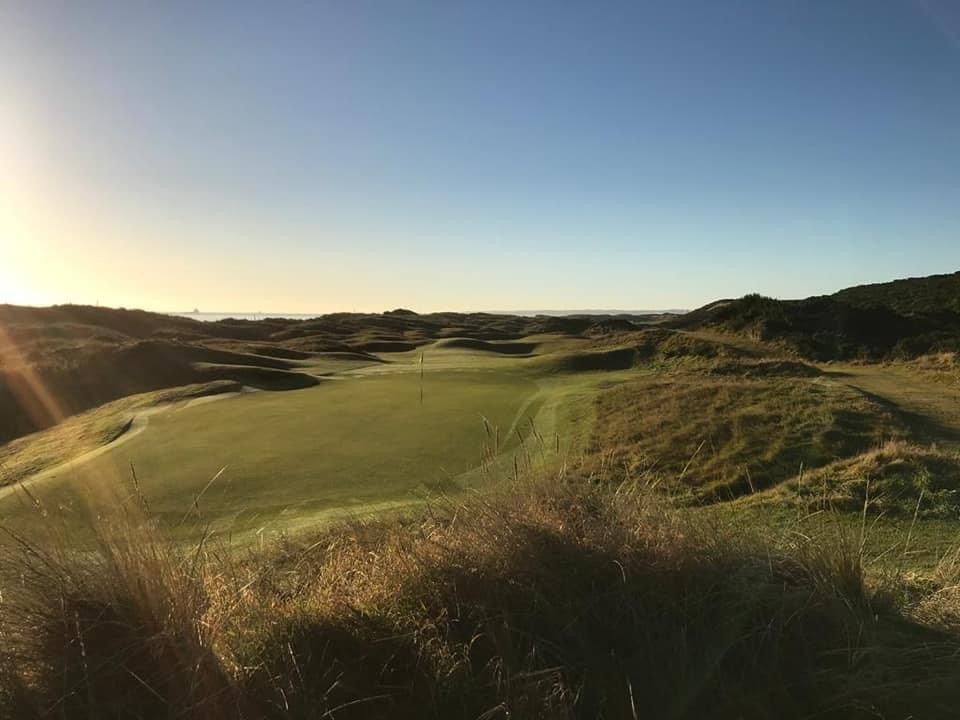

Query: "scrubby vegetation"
left=833, top=270, right=960, bottom=316
left=5, top=476, right=960, bottom=719
left=671, top=271, right=960, bottom=360
left=670, top=293, right=960, bottom=360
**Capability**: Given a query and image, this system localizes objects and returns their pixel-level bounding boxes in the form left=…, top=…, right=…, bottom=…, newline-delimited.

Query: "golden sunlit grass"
left=769, top=439, right=960, bottom=518
left=4, top=472, right=960, bottom=719
left=584, top=371, right=905, bottom=501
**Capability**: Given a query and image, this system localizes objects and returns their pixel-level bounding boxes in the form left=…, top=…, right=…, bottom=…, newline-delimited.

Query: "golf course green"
left=0, top=340, right=609, bottom=537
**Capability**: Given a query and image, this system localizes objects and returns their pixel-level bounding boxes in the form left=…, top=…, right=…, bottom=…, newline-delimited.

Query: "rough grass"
left=0, top=507, right=242, bottom=719
left=782, top=440, right=960, bottom=518
left=4, top=478, right=960, bottom=719
left=912, top=352, right=960, bottom=388
left=586, top=373, right=905, bottom=500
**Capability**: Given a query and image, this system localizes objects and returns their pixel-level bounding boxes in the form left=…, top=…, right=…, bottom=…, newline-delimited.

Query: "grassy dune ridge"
left=670, top=272, right=960, bottom=360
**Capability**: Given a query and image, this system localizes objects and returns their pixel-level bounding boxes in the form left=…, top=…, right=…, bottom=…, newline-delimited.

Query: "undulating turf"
left=1, top=369, right=546, bottom=533
left=6, top=332, right=960, bottom=550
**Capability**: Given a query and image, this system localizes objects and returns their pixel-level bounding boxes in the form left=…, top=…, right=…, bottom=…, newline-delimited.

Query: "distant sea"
left=170, top=309, right=685, bottom=323
left=169, top=312, right=319, bottom=322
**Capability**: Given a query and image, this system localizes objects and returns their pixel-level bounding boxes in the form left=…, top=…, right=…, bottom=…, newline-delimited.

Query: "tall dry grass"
left=0, top=503, right=242, bottom=719
left=3, top=475, right=960, bottom=719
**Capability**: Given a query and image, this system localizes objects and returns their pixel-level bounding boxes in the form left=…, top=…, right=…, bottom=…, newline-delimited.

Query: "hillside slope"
left=670, top=271, right=960, bottom=360
left=833, top=270, right=960, bottom=315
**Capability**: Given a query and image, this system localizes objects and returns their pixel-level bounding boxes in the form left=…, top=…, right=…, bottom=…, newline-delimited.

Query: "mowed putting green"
left=3, top=369, right=543, bottom=533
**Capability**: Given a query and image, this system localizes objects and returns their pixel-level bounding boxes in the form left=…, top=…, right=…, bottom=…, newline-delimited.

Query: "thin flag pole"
left=419, top=352, right=424, bottom=405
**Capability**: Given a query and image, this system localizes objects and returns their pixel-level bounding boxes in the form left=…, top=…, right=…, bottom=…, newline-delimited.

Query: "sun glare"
left=0, top=264, right=43, bottom=307
left=0, top=204, right=49, bottom=306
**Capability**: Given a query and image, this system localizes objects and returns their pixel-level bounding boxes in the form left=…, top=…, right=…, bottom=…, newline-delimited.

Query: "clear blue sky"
left=2, top=1, right=959, bottom=312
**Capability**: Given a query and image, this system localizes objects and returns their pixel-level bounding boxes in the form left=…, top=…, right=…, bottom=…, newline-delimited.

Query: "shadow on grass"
left=851, top=386, right=960, bottom=445
left=5, top=482, right=960, bottom=719
left=238, top=485, right=960, bottom=719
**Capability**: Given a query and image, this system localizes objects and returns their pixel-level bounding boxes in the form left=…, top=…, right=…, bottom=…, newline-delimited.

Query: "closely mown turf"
left=1, top=369, right=548, bottom=534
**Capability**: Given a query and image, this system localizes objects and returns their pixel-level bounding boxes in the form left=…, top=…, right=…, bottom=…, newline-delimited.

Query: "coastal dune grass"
left=587, top=373, right=905, bottom=501
left=4, top=475, right=960, bottom=719
left=0, top=506, right=241, bottom=718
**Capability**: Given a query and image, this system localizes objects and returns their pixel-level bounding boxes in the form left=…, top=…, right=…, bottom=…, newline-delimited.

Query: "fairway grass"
left=1, top=369, right=556, bottom=535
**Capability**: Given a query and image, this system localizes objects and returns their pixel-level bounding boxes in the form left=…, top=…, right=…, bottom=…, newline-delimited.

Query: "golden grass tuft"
left=0, top=505, right=242, bottom=719
left=586, top=373, right=901, bottom=501
left=4, top=476, right=960, bottom=718
left=792, top=439, right=960, bottom=517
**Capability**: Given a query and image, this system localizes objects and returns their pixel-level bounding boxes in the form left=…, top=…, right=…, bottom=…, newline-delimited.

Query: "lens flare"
left=0, top=321, right=65, bottom=431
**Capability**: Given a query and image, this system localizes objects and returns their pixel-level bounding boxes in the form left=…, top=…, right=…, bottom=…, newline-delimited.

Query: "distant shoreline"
left=170, top=309, right=687, bottom=322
